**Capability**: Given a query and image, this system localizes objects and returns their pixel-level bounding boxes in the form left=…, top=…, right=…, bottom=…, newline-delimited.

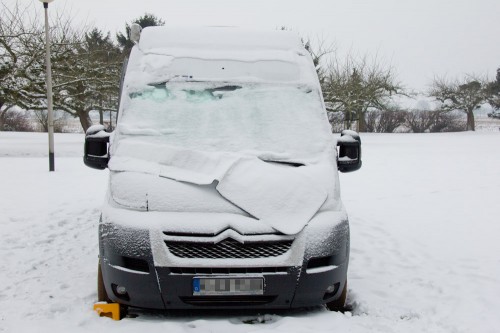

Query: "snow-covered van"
left=84, top=26, right=362, bottom=312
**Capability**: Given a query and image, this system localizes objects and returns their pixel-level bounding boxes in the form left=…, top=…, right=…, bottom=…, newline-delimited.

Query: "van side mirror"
left=84, top=125, right=111, bottom=170
left=337, top=130, right=362, bottom=173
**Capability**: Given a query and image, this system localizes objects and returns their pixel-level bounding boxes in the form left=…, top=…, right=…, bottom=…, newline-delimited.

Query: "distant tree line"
left=310, top=48, right=500, bottom=133
left=1, top=1, right=499, bottom=133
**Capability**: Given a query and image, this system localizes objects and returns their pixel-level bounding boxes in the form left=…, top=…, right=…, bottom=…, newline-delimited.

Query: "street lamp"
left=39, top=0, right=55, bottom=171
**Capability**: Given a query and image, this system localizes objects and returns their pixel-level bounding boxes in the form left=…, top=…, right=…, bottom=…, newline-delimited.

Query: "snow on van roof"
left=139, top=26, right=305, bottom=55
left=126, top=26, right=319, bottom=89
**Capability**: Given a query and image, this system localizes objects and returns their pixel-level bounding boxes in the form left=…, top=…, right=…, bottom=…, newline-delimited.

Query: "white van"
left=84, top=26, right=361, bottom=312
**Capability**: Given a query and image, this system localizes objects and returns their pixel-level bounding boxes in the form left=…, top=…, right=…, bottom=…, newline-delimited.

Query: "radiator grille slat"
left=165, top=238, right=293, bottom=259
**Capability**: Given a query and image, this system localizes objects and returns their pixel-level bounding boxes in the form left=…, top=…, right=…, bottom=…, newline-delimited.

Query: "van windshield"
left=119, top=82, right=331, bottom=160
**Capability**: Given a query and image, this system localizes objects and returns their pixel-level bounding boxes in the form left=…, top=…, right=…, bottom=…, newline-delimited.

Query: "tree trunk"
left=109, top=109, right=113, bottom=131
left=357, top=111, right=367, bottom=132
left=99, top=97, right=104, bottom=125
left=0, top=101, right=4, bottom=131
left=344, top=109, right=353, bottom=130
left=466, top=110, right=475, bottom=131
left=0, top=103, right=13, bottom=131
left=77, top=111, right=92, bottom=133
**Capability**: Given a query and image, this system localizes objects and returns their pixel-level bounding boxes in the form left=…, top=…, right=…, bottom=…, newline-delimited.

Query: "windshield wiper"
left=206, top=85, right=242, bottom=93
left=260, top=159, right=304, bottom=167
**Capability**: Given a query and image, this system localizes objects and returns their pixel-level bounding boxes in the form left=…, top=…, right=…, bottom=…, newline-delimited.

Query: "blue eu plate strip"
left=193, top=278, right=200, bottom=293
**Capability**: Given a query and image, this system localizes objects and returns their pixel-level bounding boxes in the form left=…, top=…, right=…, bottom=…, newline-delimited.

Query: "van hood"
left=108, top=140, right=336, bottom=235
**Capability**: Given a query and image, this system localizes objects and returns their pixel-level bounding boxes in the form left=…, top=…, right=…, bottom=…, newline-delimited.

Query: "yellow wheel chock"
left=93, top=302, right=121, bottom=320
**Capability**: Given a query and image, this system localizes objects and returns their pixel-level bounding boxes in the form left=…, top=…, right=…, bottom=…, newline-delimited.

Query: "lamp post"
left=39, top=0, right=55, bottom=171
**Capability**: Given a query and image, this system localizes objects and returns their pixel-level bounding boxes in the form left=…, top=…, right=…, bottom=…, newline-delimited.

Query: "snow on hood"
left=108, top=141, right=330, bottom=235
left=215, top=157, right=328, bottom=234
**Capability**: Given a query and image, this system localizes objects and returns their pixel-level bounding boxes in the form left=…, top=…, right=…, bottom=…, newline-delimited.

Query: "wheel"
left=325, top=281, right=347, bottom=311
left=97, top=261, right=111, bottom=303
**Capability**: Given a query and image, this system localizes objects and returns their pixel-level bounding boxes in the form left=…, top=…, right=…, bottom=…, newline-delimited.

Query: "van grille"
left=165, top=239, right=293, bottom=259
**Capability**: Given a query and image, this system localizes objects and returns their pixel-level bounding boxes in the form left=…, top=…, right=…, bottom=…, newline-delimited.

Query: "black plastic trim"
left=180, top=295, right=277, bottom=306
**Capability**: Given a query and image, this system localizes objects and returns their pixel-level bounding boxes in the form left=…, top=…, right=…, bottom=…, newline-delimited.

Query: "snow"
left=137, top=27, right=309, bottom=72
left=306, top=265, right=338, bottom=275
left=108, top=141, right=332, bottom=234
left=117, top=83, right=330, bottom=158
left=106, top=27, right=339, bottom=235
left=108, top=152, right=331, bottom=235
left=85, top=124, right=111, bottom=139
left=215, top=157, right=327, bottom=235
left=139, top=27, right=304, bottom=54
left=122, top=27, right=319, bottom=97
left=1, top=130, right=500, bottom=332
left=86, top=124, right=106, bottom=135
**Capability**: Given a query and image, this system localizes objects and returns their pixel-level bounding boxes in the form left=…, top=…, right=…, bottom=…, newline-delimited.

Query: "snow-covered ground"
left=1, top=130, right=499, bottom=332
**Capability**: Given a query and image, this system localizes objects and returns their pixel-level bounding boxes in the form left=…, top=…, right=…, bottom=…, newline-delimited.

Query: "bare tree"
left=31, top=109, right=65, bottom=132
left=405, top=109, right=437, bottom=133
left=0, top=1, right=123, bottom=132
left=0, top=1, right=39, bottom=130
left=327, top=110, right=345, bottom=133
left=303, top=36, right=335, bottom=87
left=429, top=76, right=488, bottom=131
left=322, top=54, right=405, bottom=132
left=51, top=27, right=122, bottom=131
left=278, top=27, right=335, bottom=89
left=365, top=107, right=406, bottom=133
left=0, top=1, right=82, bottom=128
left=1, top=108, right=32, bottom=131
left=405, top=109, right=465, bottom=133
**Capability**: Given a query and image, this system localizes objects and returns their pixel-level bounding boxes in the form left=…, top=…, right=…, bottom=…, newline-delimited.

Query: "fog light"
left=323, top=282, right=341, bottom=300
left=326, top=285, right=336, bottom=293
left=116, top=286, right=127, bottom=295
left=111, top=283, right=130, bottom=301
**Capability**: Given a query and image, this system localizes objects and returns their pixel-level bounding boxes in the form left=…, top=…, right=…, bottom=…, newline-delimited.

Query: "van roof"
left=138, top=26, right=305, bottom=58
left=125, top=26, right=319, bottom=87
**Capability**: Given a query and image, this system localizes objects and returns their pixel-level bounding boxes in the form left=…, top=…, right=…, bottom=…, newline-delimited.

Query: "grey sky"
left=26, top=0, right=500, bottom=91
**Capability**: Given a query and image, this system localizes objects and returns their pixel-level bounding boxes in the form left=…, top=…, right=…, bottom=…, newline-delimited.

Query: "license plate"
left=192, top=277, right=264, bottom=296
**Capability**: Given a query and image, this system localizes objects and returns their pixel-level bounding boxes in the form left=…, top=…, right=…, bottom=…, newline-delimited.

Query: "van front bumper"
left=100, top=259, right=348, bottom=310
left=98, top=211, right=349, bottom=310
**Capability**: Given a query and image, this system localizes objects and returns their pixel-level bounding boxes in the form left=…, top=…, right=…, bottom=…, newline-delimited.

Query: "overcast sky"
left=20, top=0, right=500, bottom=91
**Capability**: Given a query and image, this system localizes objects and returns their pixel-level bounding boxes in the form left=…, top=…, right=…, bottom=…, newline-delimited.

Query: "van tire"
left=97, top=261, right=111, bottom=303
left=325, top=281, right=347, bottom=312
